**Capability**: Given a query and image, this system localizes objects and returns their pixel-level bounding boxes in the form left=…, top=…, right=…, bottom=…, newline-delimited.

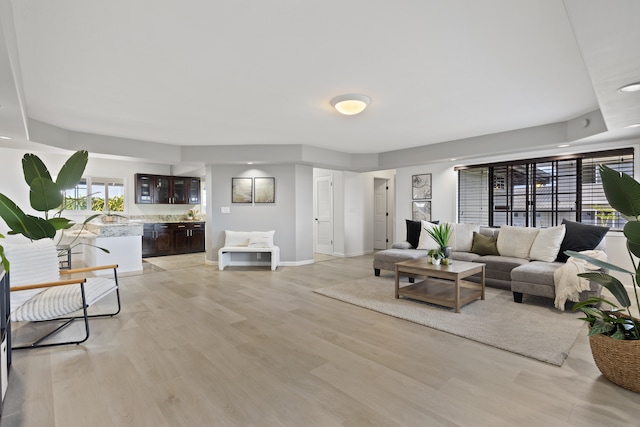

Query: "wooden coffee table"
left=395, top=259, right=485, bottom=313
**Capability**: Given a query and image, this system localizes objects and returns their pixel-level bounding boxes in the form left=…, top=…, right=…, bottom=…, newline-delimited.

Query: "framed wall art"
left=412, top=201, right=431, bottom=222
left=412, top=173, right=432, bottom=200
left=231, top=177, right=253, bottom=203
left=254, top=177, right=275, bottom=203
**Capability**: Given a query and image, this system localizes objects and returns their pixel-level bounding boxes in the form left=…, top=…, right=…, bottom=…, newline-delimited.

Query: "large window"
left=457, top=148, right=633, bottom=231
left=64, top=177, right=125, bottom=212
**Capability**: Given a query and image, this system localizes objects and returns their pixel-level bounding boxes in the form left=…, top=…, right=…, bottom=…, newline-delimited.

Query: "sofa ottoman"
left=511, top=261, right=602, bottom=303
left=374, top=248, right=428, bottom=276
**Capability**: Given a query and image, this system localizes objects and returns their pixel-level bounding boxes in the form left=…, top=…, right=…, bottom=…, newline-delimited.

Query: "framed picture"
left=231, top=177, right=253, bottom=203
left=412, top=173, right=432, bottom=200
left=254, top=177, right=275, bottom=203
left=412, top=201, right=431, bottom=222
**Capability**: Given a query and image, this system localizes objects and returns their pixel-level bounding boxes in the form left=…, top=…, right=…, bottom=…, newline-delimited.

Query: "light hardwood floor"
left=1, top=254, right=639, bottom=426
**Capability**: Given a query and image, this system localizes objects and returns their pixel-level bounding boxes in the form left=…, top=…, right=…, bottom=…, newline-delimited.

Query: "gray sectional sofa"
left=374, top=220, right=609, bottom=306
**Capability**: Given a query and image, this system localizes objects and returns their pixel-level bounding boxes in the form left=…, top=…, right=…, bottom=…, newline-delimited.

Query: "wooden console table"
left=395, top=259, right=485, bottom=313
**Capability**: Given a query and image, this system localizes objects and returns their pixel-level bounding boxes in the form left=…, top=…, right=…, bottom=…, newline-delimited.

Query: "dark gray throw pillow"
left=556, top=219, right=609, bottom=262
left=405, top=219, right=439, bottom=249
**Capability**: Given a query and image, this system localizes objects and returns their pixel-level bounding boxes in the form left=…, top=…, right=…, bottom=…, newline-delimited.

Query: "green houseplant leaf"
left=29, top=177, right=64, bottom=213
left=578, top=271, right=630, bottom=308
left=56, top=150, right=88, bottom=190
left=600, top=164, right=640, bottom=219
left=22, top=153, right=52, bottom=186
left=564, top=250, right=632, bottom=275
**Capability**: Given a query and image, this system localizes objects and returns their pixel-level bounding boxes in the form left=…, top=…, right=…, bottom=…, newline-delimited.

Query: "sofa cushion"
left=374, top=249, right=429, bottom=264
left=511, top=261, right=562, bottom=287
left=448, top=222, right=480, bottom=252
left=529, top=224, right=566, bottom=262
left=556, top=219, right=609, bottom=262
left=417, top=221, right=440, bottom=250
left=470, top=231, right=499, bottom=256
left=450, top=251, right=483, bottom=262
left=478, top=255, right=530, bottom=274
left=496, top=225, right=540, bottom=259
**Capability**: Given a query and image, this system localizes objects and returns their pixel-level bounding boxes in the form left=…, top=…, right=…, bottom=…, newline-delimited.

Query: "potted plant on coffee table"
left=425, top=223, right=453, bottom=259
left=567, top=164, right=640, bottom=393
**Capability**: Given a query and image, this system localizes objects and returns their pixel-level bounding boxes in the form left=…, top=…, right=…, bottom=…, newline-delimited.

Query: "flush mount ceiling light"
left=625, top=123, right=640, bottom=129
left=330, top=94, right=371, bottom=115
left=618, top=82, right=640, bottom=93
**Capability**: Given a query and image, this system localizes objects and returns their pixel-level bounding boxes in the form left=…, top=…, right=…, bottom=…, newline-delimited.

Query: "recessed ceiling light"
left=557, top=144, right=570, bottom=148
left=625, top=123, right=640, bottom=129
left=330, top=94, right=371, bottom=115
left=618, top=82, right=640, bottom=93
left=0, top=136, right=12, bottom=140
left=247, top=162, right=253, bottom=165
left=450, top=158, right=457, bottom=161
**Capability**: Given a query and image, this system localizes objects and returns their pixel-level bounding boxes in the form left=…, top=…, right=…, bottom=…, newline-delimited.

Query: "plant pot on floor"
left=589, top=332, right=640, bottom=393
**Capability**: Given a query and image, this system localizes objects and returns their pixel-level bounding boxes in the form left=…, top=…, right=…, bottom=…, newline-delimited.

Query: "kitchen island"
left=65, top=222, right=143, bottom=274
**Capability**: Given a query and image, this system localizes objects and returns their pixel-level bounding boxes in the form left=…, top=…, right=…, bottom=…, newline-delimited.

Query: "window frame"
left=456, top=148, right=633, bottom=231
left=63, top=176, right=125, bottom=214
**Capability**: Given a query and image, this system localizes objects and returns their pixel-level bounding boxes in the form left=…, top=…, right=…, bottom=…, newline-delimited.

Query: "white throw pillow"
left=529, top=224, right=566, bottom=262
left=224, top=230, right=251, bottom=247
left=447, top=223, right=480, bottom=252
left=248, top=230, right=275, bottom=248
left=417, top=221, right=439, bottom=250
left=496, top=225, right=540, bottom=259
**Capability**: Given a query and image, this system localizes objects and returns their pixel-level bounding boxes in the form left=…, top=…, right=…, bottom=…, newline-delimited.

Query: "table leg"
left=395, top=266, right=400, bottom=299
left=481, top=265, right=485, bottom=300
left=455, top=276, right=460, bottom=313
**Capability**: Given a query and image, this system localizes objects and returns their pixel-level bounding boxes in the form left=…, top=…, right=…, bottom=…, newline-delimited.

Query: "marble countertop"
left=81, top=222, right=144, bottom=238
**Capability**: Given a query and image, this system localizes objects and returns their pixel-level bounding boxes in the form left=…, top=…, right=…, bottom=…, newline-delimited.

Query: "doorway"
left=314, top=175, right=333, bottom=255
left=374, top=178, right=390, bottom=250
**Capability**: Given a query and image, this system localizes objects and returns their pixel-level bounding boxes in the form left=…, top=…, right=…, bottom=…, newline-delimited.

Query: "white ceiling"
left=0, top=0, right=639, bottom=165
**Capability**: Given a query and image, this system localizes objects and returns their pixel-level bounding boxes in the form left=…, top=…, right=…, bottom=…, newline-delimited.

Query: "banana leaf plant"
left=569, top=164, right=640, bottom=340
left=0, top=150, right=88, bottom=271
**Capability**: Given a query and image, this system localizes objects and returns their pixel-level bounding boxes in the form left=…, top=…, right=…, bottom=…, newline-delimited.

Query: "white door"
left=314, top=175, right=333, bottom=255
left=374, top=178, right=388, bottom=249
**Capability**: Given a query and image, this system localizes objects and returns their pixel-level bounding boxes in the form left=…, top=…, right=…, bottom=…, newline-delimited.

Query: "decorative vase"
left=432, top=258, right=441, bottom=265
left=589, top=329, right=640, bottom=393
left=441, top=246, right=452, bottom=259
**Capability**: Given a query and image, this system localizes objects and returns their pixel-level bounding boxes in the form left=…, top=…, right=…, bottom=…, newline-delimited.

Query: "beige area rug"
left=314, top=276, right=585, bottom=366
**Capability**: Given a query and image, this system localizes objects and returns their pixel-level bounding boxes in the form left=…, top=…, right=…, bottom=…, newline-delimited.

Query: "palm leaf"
left=564, top=250, right=631, bottom=274
left=22, top=215, right=56, bottom=240
left=22, top=154, right=51, bottom=186
left=0, top=194, right=31, bottom=236
left=29, top=177, right=63, bottom=212
left=56, top=150, right=88, bottom=190
left=600, top=164, right=640, bottom=217
left=578, top=272, right=630, bottom=308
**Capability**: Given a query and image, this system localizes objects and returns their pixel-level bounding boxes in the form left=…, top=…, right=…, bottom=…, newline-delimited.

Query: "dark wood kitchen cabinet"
left=143, top=222, right=205, bottom=257
left=135, top=174, right=200, bottom=205
left=142, top=223, right=173, bottom=257
left=172, top=222, right=205, bottom=254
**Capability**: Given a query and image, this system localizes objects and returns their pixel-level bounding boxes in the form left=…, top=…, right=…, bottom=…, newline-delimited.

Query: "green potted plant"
left=567, top=164, right=640, bottom=393
left=425, top=223, right=453, bottom=258
left=0, top=151, right=88, bottom=270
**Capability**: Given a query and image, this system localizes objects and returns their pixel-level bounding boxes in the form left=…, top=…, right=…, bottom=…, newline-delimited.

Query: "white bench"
left=218, top=230, right=280, bottom=271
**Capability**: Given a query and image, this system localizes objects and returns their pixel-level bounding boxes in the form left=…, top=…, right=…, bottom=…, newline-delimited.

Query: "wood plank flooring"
left=1, top=254, right=639, bottom=426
